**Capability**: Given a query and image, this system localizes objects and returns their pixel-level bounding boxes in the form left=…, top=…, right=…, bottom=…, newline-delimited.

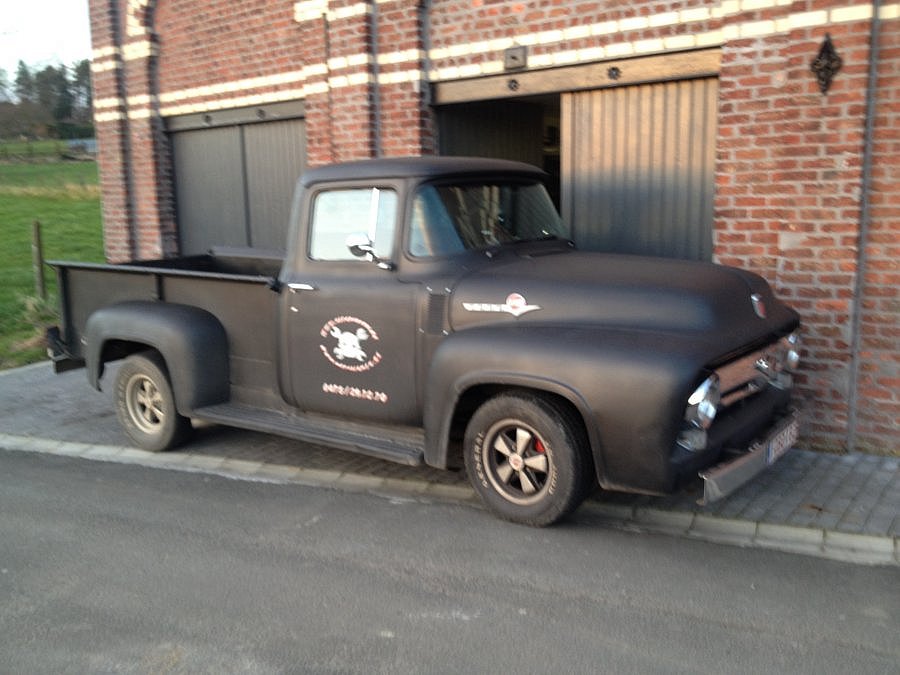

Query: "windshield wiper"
left=482, top=234, right=571, bottom=258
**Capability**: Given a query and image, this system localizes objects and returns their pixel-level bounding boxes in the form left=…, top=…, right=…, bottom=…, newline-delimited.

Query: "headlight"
left=686, top=375, right=720, bottom=430
left=782, top=332, right=801, bottom=371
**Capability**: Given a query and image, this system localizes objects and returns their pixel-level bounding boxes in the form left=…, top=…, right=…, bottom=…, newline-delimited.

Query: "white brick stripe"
left=294, top=0, right=369, bottom=22
left=94, top=97, right=124, bottom=111
left=328, top=53, right=372, bottom=71
left=109, top=1, right=897, bottom=120
left=90, top=60, right=120, bottom=74
left=157, top=65, right=328, bottom=105
left=94, top=110, right=126, bottom=123
left=122, top=40, right=156, bottom=61
left=92, top=46, right=121, bottom=60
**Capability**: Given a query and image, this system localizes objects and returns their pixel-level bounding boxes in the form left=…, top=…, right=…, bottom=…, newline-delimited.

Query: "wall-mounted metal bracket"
left=504, top=46, right=527, bottom=71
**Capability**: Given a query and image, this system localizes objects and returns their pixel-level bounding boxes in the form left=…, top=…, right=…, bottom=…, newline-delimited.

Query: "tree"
left=14, top=61, right=35, bottom=103
left=33, top=65, right=74, bottom=124
left=71, top=59, right=92, bottom=124
left=53, top=67, right=74, bottom=122
left=2, top=60, right=93, bottom=140
left=0, top=69, right=11, bottom=103
left=34, top=66, right=59, bottom=112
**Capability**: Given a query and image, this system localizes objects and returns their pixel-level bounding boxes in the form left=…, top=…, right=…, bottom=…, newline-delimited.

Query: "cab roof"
left=298, top=156, right=546, bottom=187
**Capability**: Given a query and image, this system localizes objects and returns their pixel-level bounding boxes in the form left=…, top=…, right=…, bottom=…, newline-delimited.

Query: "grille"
left=716, top=344, right=783, bottom=407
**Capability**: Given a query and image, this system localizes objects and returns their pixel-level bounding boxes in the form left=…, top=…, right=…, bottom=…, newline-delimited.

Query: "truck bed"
left=50, top=249, right=284, bottom=400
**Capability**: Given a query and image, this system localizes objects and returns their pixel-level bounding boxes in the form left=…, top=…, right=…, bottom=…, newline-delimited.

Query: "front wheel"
left=114, top=352, right=192, bottom=452
left=464, top=393, right=592, bottom=526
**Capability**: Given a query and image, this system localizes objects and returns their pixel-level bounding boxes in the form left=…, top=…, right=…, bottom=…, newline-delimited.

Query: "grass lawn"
left=0, top=160, right=104, bottom=369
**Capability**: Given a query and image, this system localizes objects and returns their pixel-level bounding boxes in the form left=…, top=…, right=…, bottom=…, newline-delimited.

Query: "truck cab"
left=277, top=157, right=566, bottom=425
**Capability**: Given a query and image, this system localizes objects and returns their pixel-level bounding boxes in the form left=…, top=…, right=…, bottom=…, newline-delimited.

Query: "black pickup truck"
left=48, top=156, right=801, bottom=525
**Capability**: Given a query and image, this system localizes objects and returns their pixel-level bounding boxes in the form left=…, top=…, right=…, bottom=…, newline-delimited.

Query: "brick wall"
left=713, top=4, right=897, bottom=453
left=856, top=12, right=899, bottom=452
left=88, top=0, right=898, bottom=455
left=715, top=14, right=867, bottom=452
left=89, top=0, right=133, bottom=262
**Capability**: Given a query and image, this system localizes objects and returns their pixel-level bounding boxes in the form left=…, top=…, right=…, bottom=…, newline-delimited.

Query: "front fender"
left=84, top=301, right=229, bottom=415
left=423, top=324, right=715, bottom=493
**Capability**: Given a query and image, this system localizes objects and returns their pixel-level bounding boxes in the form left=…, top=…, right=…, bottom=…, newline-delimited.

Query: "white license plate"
left=766, top=416, right=799, bottom=464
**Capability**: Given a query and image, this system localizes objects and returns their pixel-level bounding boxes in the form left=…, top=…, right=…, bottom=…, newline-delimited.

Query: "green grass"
left=0, top=160, right=104, bottom=368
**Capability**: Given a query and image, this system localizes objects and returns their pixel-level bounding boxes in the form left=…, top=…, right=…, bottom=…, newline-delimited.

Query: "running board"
left=192, top=403, right=425, bottom=466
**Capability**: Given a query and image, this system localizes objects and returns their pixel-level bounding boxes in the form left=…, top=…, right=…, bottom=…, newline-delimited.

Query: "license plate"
left=766, top=416, right=799, bottom=464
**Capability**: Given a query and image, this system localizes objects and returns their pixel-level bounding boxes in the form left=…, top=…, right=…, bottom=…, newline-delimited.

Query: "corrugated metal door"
left=172, top=127, right=247, bottom=255
left=170, top=104, right=306, bottom=255
left=244, top=119, right=307, bottom=251
left=561, top=78, right=717, bottom=260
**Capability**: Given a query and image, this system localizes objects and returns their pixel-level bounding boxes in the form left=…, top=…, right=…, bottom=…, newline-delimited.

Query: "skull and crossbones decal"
left=330, top=326, right=369, bottom=362
left=319, top=316, right=383, bottom=372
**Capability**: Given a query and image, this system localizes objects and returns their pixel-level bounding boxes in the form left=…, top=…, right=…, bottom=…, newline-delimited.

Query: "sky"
left=0, top=0, right=92, bottom=78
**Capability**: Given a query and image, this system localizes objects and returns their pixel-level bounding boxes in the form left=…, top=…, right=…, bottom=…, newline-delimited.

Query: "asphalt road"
left=1, top=449, right=897, bottom=674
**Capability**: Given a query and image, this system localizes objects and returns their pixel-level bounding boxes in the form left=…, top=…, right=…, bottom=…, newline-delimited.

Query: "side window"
left=309, top=188, right=397, bottom=261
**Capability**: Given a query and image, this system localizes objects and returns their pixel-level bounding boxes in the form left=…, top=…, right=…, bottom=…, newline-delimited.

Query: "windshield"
left=408, top=180, right=567, bottom=258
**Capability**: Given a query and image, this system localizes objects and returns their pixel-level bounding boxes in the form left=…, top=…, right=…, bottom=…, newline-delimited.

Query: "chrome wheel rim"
left=481, top=419, right=553, bottom=506
left=125, top=373, right=165, bottom=434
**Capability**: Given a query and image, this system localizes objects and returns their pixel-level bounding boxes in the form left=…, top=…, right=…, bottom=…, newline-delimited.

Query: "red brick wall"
left=88, top=0, right=898, bottom=455
left=714, top=4, right=897, bottom=453
left=154, top=0, right=301, bottom=94
left=89, top=0, right=133, bottom=262
left=378, top=1, right=435, bottom=156
left=856, top=13, right=899, bottom=452
left=716, top=21, right=866, bottom=451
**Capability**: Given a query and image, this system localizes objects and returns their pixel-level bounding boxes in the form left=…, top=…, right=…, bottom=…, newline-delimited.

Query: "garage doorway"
left=437, top=97, right=561, bottom=208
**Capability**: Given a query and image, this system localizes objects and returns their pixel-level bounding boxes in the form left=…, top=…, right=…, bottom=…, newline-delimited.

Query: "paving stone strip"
left=1, top=432, right=896, bottom=566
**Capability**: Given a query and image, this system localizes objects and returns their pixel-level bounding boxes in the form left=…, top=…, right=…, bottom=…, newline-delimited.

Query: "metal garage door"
left=168, top=102, right=306, bottom=255
left=561, top=78, right=717, bottom=260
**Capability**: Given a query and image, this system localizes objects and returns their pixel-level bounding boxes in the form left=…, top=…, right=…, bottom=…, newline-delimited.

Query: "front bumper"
left=698, top=408, right=800, bottom=504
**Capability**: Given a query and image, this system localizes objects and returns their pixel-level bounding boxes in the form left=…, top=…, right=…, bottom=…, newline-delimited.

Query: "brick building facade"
left=88, top=0, right=898, bottom=455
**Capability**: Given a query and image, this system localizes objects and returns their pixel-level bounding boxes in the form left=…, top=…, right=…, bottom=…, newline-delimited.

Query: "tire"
left=464, top=393, right=593, bottom=526
left=114, top=352, right=192, bottom=452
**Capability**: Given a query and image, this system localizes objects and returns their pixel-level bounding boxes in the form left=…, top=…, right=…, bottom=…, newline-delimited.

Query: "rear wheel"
left=464, top=393, right=592, bottom=526
left=114, top=352, right=192, bottom=452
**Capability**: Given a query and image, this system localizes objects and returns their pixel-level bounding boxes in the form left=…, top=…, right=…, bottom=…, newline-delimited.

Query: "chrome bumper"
left=699, top=409, right=800, bottom=504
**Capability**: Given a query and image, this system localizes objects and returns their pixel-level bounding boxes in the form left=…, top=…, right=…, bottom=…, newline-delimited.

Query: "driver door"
left=283, top=185, right=418, bottom=424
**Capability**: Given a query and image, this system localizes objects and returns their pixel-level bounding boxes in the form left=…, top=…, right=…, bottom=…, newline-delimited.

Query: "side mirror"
left=345, top=234, right=395, bottom=271
left=345, top=233, right=374, bottom=259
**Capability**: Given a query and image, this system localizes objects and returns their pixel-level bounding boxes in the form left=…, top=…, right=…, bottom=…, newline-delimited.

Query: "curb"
left=2, top=433, right=896, bottom=566
left=581, top=501, right=898, bottom=566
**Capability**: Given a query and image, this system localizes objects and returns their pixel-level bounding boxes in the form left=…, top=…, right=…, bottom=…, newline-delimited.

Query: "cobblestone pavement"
left=1, top=362, right=897, bottom=565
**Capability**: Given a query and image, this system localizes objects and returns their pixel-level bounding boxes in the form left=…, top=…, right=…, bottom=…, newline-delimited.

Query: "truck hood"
left=448, top=250, right=798, bottom=361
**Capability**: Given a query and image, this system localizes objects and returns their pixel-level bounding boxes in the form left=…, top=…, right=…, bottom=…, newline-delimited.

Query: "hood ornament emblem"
left=463, top=292, right=541, bottom=318
left=751, top=293, right=767, bottom=319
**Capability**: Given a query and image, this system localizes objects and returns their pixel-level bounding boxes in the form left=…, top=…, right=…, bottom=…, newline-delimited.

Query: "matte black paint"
left=84, top=302, right=230, bottom=414
left=51, top=157, right=801, bottom=497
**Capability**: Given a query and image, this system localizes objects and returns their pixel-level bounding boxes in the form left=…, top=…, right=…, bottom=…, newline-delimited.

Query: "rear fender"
left=84, top=301, right=229, bottom=414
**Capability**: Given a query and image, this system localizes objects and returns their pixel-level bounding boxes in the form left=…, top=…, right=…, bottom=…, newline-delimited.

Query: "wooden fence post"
left=32, top=220, right=46, bottom=300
